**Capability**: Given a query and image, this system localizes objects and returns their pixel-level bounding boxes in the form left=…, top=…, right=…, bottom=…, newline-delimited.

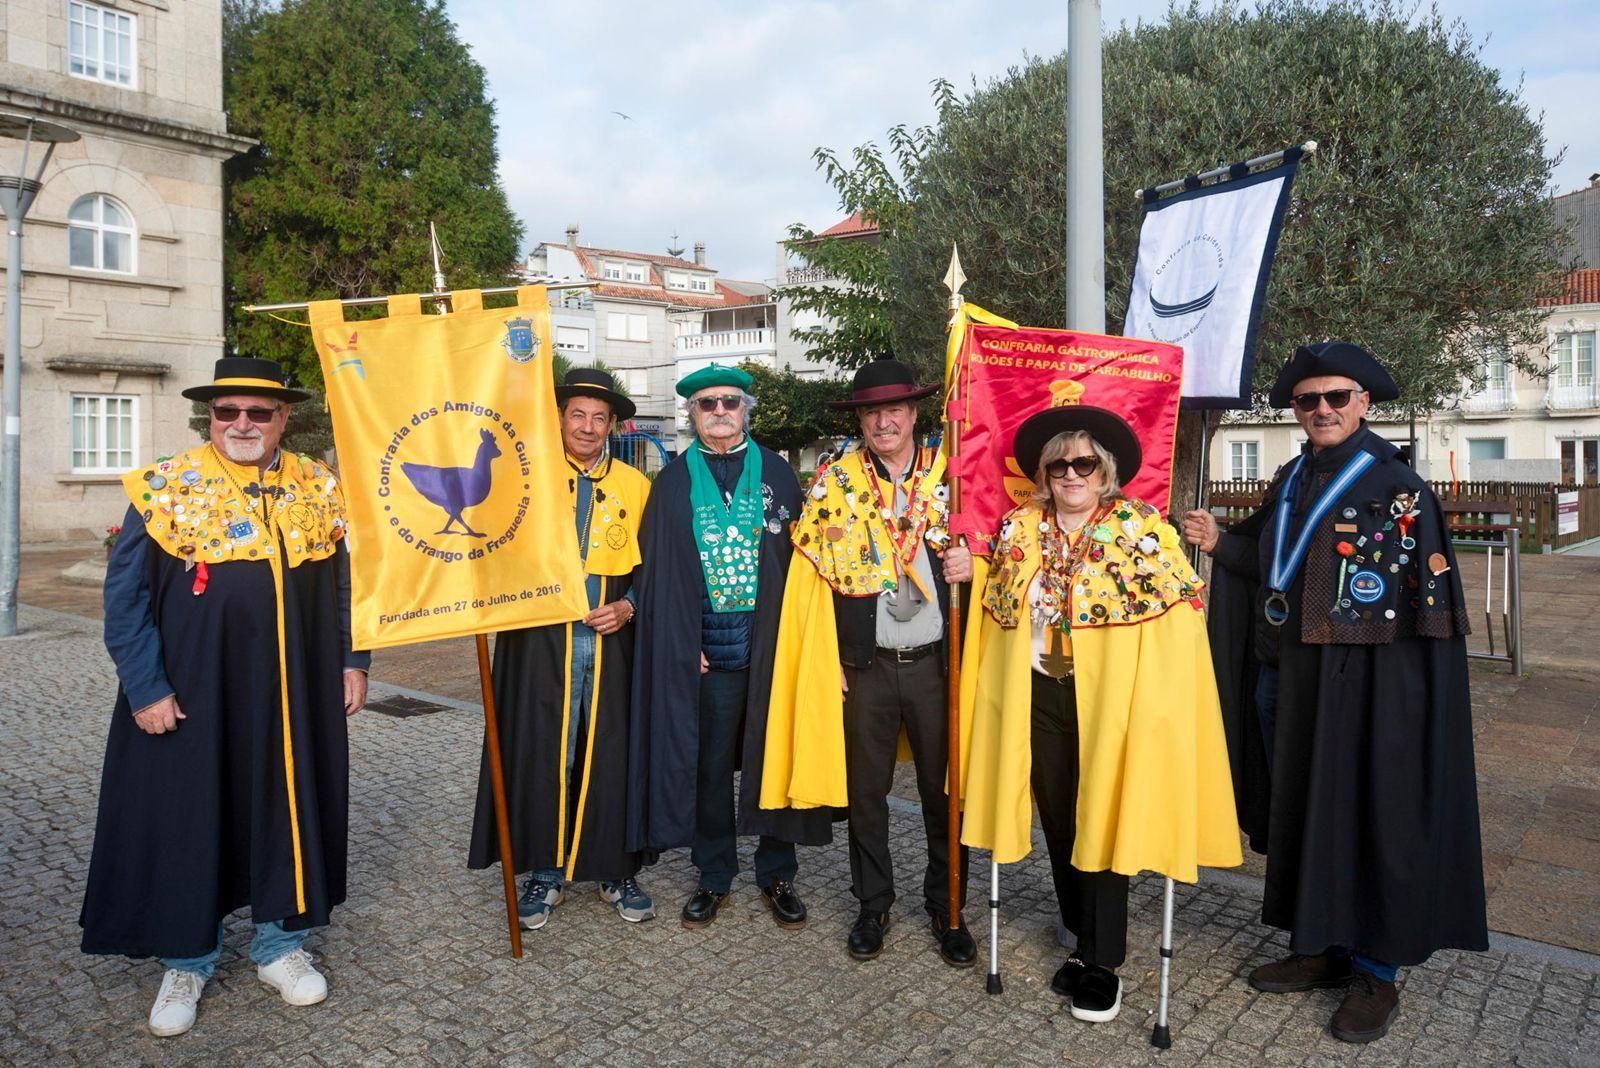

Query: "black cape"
left=80, top=545, right=351, bottom=959
left=468, top=572, right=643, bottom=882
left=1207, top=426, right=1488, bottom=965
left=626, top=443, right=832, bottom=853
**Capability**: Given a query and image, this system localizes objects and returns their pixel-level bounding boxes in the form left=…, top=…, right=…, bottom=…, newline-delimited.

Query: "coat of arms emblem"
left=501, top=318, right=539, bottom=363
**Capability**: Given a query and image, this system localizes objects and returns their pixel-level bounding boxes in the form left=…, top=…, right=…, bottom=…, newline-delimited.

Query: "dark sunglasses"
left=694, top=395, right=743, bottom=413
left=1045, top=455, right=1102, bottom=479
left=1291, top=388, right=1362, bottom=413
left=210, top=404, right=281, bottom=424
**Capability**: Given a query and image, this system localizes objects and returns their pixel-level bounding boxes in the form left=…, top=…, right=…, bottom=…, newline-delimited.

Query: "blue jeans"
left=161, top=920, right=308, bottom=980
left=1327, top=946, right=1399, bottom=983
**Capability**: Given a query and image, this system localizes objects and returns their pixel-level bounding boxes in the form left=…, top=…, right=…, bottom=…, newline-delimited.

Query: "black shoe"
left=1051, top=955, right=1087, bottom=998
left=930, top=913, right=977, bottom=968
left=1069, top=964, right=1122, bottom=1023
left=848, top=909, right=891, bottom=960
left=680, top=888, right=729, bottom=929
left=1248, top=951, right=1355, bottom=994
left=760, top=879, right=807, bottom=929
left=1330, top=971, right=1400, bottom=1043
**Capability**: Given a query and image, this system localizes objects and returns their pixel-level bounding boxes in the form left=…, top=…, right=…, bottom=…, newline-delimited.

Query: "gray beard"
left=223, top=435, right=266, bottom=463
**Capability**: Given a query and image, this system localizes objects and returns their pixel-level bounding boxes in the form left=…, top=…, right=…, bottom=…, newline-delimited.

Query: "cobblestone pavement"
left=3, top=603, right=1598, bottom=1067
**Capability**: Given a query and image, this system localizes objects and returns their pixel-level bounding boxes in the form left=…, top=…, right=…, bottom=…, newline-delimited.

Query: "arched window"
left=68, top=194, right=136, bottom=273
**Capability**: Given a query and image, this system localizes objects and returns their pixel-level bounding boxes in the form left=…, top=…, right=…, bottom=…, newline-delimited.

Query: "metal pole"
left=987, top=859, right=1001, bottom=994
left=1065, top=0, right=1105, bottom=334
left=243, top=280, right=591, bottom=314
left=0, top=216, right=21, bottom=635
left=1152, top=877, right=1175, bottom=1048
left=1508, top=527, right=1523, bottom=675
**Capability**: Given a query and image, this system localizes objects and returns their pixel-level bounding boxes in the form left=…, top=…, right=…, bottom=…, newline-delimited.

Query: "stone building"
left=1, top=0, right=250, bottom=540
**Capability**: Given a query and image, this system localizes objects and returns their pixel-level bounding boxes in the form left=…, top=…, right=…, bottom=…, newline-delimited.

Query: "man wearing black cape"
left=1184, top=341, right=1487, bottom=1044
left=468, top=369, right=655, bottom=929
left=627, top=363, right=831, bottom=929
left=81, top=358, right=369, bottom=1037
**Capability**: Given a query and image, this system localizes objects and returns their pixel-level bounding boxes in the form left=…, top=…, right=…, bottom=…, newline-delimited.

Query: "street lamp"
left=0, top=113, right=79, bottom=637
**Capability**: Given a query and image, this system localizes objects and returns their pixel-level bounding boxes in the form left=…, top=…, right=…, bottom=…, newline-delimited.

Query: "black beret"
left=1267, top=341, right=1398, bottom=407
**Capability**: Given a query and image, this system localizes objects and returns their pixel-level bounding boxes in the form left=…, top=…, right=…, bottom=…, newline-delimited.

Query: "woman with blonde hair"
left=961, top=405, right=1240, bottom=1023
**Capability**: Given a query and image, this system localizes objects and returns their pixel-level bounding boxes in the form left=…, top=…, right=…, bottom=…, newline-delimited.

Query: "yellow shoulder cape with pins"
left=761, top=448, right=949, bottom=810
left=958, top=499, right=1242, bottom=881
left=571, top=454, right=649, bottom=577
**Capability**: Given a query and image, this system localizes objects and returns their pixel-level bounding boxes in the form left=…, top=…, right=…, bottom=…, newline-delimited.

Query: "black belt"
left=877, top=641, right=940, bottom=664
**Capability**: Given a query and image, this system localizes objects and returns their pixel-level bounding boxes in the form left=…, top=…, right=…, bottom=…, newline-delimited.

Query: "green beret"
left=676, top=362, right=753, bottom=399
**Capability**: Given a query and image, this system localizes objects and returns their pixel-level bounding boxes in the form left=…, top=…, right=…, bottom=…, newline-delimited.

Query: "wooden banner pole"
left=476, top=632, right=523, bottom=958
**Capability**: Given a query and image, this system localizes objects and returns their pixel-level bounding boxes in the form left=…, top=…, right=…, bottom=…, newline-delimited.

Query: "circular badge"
left=1348, top=570, right=1386, bottom=604
left=606, top=523, right=629, bottom=550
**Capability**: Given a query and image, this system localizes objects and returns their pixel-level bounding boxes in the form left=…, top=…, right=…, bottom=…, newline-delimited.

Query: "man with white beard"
left=81, top=357, right=368, bottom=1038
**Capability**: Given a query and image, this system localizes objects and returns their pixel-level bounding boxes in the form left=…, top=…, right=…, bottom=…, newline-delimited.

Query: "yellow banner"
left=310, top=286, right=588, bottom=649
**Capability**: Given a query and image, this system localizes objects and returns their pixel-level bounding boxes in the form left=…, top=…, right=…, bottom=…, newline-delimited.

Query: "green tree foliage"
left=224, top=0, right=524, bottom=387
left=792, top=0, right=1566, bottom=416
left=740, top=361, right=853, bottom=459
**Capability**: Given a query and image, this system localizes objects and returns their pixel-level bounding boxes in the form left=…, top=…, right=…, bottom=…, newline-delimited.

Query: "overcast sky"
left=448, top=1, right=1598, bottom=283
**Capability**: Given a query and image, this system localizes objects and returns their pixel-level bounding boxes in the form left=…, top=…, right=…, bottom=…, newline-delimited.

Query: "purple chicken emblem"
left=401, top=427, right=501, bottom=537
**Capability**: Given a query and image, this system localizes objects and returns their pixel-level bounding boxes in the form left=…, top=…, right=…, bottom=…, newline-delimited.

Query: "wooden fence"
left=1206, top=479, right=1600, bottom=552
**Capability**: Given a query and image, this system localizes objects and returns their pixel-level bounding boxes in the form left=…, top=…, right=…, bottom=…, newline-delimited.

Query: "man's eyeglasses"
left=1291, top=389, right=1361, bottom=413
left=1044, top=455, right=1102, bottom=479
left=694, top=395, right=743, bottom=413
left=210, top=404, right=282, bottom=425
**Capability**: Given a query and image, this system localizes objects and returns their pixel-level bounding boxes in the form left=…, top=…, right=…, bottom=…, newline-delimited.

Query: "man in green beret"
left=626, top=364, right=832, bottom=930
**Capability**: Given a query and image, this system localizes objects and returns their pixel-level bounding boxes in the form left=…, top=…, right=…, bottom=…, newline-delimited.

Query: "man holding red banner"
left=763, top=358, right=974, bottom=967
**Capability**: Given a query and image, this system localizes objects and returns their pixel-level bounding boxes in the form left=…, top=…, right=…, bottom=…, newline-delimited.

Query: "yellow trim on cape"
left=573, top=455, right=649, bottom=577
left=960, top=502, right=1241, bottom=880
left=122, top=445, right=347, bottom=569
left=564, top=630, right=605, bottom=878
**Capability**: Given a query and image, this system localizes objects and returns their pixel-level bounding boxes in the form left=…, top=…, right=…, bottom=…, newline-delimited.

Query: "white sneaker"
left=257, top=948, right=329, bottom=1006
left=148, top=969, right=205, bottom=1037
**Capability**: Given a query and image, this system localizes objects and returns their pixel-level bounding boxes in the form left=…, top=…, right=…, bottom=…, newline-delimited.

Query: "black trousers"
left=843, top=652, right=969, bottom=916
left=1030, top=671, right=1129, bottom=968
left=691, top=668, right=796, bottom=893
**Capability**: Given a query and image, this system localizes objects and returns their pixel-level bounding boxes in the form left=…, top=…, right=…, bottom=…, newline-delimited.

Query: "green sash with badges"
left=686, top=439, right=763, bottom=613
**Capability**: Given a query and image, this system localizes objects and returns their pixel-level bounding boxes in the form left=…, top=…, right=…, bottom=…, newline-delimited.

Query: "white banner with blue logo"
left=1125, top=156, right=1300, bottom=409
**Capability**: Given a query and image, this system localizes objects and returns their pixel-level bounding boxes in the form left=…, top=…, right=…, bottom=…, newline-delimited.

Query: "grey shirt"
left=874, top=457, right=945, bottom=650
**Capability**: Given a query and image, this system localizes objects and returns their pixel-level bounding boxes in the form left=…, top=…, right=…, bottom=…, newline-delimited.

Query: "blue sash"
left=1262, top=449, right=1375, bottom=624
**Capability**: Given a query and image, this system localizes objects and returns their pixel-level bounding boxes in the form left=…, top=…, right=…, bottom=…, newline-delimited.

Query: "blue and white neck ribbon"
left=1266, top=449, right=1377, bottom=596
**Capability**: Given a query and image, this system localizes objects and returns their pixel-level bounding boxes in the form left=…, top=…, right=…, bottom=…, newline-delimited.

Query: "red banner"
left=948, top=324, right=1184, bottom=545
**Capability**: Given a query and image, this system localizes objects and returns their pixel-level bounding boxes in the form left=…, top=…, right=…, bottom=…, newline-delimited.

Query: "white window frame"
left=620, top=369, right=649, bottom=397
left=70, top=393, right=138, bottom=473
left=666, top=271, right=688, bottom=290
left=1228, top=439, right=1260, bottom=480
left=554, top=325, right=590, bottom=352
left=602, top=261, right=623, bottom=281
left=67, top=1, right=137, bottom=88
left=1555, top=331, right=1596, bottom=387
left=690, top=276, right=711, bottom=293
left=605, top=311, right=648, bottom=341
left=625, top=263, right=645, bottom=284
left=67, top=193, right=137, bottom=274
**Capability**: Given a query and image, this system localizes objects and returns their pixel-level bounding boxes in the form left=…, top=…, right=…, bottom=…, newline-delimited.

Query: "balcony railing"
left=1547, top=380, right=1600, bottom=411
left=1461, top=387, right=1516, bottom=413
left=781, top=265, right=836, bottom=285
left=673, top=327, right=776, bottom=360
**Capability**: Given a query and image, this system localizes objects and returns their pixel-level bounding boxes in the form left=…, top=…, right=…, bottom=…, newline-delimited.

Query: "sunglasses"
left=1291, top=388, right=1362, bottom=413
left=1045, top=455, right=1102, bottom=479
left=210, top=404, right=281, bottom=424
left=694, top=395, right=743, bottom=413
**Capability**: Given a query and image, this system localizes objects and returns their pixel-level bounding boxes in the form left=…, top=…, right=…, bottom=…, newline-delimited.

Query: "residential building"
left=1, top=0, right=251, bottom=541
left=1208, top=265, right=1600, bottom=487
left=1553, top=174, right=1600, bottom=270
left=774, top=211, right=875, bottom=376
left=521, top=227, right=774, bottom=449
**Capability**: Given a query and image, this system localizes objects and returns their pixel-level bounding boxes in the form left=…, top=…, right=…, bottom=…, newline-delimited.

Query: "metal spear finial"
left=943, top=243, right=966, bottom=318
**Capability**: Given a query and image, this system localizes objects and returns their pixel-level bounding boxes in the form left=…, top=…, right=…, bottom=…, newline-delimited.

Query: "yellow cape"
left=959, top=501, right=1241, bottom=881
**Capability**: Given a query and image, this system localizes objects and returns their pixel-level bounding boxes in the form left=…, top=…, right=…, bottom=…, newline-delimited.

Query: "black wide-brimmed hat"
left=1013, top=405, right=1142, bottom=485
left=555, top=367, right=636, bottom=421
left=1267, top=340, right=1398, bottom=408
left=182, top=357, right=310, bottom=403
left=827, top=357, right=940, bottom=410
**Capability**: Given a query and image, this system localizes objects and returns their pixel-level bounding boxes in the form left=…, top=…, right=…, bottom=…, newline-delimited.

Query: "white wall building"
left=1208, top=268, right=1600, bottom=486
left=1, top=0, right=252, bottom=541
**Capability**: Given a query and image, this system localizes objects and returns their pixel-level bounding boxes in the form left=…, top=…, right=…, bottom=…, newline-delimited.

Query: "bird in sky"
left=611, top=110, right=632, bottom=120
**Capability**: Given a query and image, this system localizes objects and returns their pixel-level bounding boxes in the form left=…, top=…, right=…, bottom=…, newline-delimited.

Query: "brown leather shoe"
left=1330, top=971, right=1400, bottom=1043
left=1248, top=952, right=1354, bottom=993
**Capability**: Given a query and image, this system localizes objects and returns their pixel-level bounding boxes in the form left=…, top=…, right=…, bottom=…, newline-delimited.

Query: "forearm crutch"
left=986, top=858, right=1002, bottom=994
left=1152, top=876, right=1175, bottom=1048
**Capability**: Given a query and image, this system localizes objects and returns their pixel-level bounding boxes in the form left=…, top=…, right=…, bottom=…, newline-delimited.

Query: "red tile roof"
left=817, top=211, right=878, bottom=239
left=1539, top=268, right=1600, bottom=307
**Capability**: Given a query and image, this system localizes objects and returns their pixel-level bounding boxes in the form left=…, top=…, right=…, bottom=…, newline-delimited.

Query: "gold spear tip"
left=942, top=243, right=966, bottom=297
